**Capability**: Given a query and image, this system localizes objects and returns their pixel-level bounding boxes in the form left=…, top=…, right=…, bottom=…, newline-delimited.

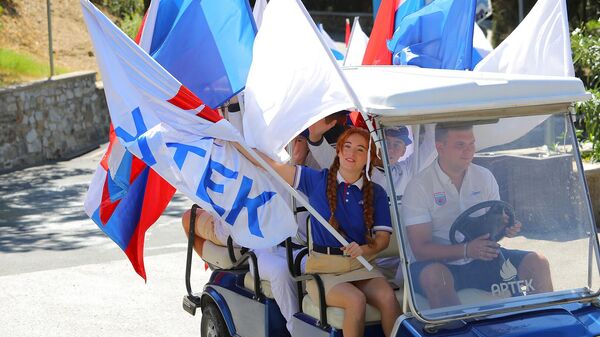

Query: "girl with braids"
left=256, top=127, right=401, bottom=337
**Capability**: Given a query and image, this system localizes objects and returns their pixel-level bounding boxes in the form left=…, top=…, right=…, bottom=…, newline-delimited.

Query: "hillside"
left=0, top=0, right=103, bottom=84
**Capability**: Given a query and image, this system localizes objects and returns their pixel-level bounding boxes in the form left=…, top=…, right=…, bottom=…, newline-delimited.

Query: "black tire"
left=201, top=302, right=231, bottom=337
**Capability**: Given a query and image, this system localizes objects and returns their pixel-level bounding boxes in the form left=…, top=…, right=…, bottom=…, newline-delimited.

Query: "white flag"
left=474, top=0, right=574, bottom=76
left=81, top=0, right=297, bottom=249
left=243, top=0, right=354, bottom=162
left=318, top=23, right=345, bottom=61
left=344, top=17, right=369, bottom=66
left=472, top=23, right=492, bottom=61
left=473, top=0, right=574, bottom=151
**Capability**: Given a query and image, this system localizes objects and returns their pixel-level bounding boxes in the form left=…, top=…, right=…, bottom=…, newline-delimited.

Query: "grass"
left=0, top=48, right=69, bottom=86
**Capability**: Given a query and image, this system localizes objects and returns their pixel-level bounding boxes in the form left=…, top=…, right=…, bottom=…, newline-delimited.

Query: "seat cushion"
left=243, top=272, right=275, bottom=299
left=201, top=240, right=245, bottom=269
left=301, top=287, right=404, bottom=330
left=302, top=285, right=506, bottom=329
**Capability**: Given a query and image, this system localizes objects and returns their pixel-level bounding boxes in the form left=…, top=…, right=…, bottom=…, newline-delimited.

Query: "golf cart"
left=183, top=66, right=600, bottom=337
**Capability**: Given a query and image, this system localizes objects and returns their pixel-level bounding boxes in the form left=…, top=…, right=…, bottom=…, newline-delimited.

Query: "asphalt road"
left=0, top=145, right=210, bottom=337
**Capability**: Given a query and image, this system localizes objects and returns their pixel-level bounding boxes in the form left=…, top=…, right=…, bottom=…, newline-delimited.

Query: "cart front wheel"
left=201, top=302, right=231, bottom=337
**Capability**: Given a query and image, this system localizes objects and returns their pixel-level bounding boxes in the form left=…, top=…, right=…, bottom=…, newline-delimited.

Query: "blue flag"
left=394, top=0, right=425, bottom=31
left=387, top=0, right=477, bottom=70
left=142, top=0, right=256, bottom=108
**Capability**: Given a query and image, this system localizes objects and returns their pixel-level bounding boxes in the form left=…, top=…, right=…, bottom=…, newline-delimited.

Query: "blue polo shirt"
left=294, top=166, right=392, bottom=247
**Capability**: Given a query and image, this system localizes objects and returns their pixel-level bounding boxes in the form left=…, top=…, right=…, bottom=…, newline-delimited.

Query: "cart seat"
left=243, top=272, right=276, bottom=299
left=302, top=286, right=506, bottom=329
left=301, top=286, right=404, bottom=329
left=201, top=240, right=246, bottom=270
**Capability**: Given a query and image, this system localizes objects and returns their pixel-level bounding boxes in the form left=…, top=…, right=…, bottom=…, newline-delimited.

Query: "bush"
left=90, top=0, right=144, bottom=41
left=120, top=12, right=143, bottom=41
left=572, top=19, right=600, bottom=161
left=92, top=0, right=144, bottom=20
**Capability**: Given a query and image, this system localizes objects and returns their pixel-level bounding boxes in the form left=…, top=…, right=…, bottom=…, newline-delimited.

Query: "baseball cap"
left=385, top=126, right=412, bottom=145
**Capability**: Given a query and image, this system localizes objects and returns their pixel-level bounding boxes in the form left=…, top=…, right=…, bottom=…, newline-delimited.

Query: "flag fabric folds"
left=474, top=0, right=574, bottom=76
left=393, top=0, right=425, bottom=30
left=82, top=0, right=297, bottom=274
left=344, top=17, right=370, bottom=66
left=345, top=18, right=351, bottom=46
left=84, top=0, right=177, bottom=281
left=473, top=0, right=575, bottom=151
left=472, top=22, right=493, bottom=67
left=84, top=126, right=176, bottom=280
left=138, top=0, right=256, bottom=108
left=387, top=0, right=477, bottom=70
left=242, top=0, right=354, bottom=162
left=253, top=0, right=267, bottom=30
left=362, top=0, right=401, bottom=65
left=318, top=23, right=345, bottom=61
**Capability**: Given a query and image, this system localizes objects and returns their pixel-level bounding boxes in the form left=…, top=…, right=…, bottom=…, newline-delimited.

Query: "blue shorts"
left=410, top=248, right=530, bottom=295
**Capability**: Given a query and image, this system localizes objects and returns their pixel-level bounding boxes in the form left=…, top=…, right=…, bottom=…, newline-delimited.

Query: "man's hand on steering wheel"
left=466, top=233, right=500, bottom=261
left=505, top=221, right=522, bottom=238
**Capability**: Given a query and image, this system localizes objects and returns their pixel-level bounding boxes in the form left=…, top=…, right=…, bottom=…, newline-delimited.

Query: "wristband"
left=228, top=102, right=240, bottom=112
left=463, top=242, right=469, bottom=259
left=307, top=136, right=324, bottom=146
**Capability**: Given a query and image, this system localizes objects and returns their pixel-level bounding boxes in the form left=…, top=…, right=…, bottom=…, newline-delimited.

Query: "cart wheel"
left=201, top=302, right=231, bottom=337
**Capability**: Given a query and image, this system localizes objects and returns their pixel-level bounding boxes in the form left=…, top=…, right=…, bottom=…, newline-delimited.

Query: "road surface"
left=0, top=145, right=209, bottom=337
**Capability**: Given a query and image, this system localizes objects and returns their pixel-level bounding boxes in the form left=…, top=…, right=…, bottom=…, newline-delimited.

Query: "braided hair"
left=325, top=127, right=377, bottom=246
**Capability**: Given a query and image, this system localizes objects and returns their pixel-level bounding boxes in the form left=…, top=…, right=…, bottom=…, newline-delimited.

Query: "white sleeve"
left=308, top=139, right=336, bottom=169
left=401, top=181, right=432, bottom=226
left=371, top=168, right=386, bottom=187
left=418, top=124, right=437, bottom=170
left=227, top=111, right=244, bottom=136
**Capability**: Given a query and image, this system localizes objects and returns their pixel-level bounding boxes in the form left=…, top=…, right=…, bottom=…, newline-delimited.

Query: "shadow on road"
left=0, top=158, right=191, bottom=255
left=0, top=164, right=103, bottom=253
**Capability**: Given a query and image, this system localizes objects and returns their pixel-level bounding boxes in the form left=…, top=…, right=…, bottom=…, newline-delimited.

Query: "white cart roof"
left=343, top=66, right=591, bottom=124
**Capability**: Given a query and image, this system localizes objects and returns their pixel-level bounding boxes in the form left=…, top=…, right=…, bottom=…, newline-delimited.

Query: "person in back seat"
left=256, top=127, right=402, bottom=337
left=248, top=132, right=316, bottom=335
left=402, top=122, right=553, bottom=309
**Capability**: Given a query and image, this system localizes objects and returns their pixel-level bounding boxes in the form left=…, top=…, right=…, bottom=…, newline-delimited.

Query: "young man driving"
left=401, top=122, right=553, bottom=308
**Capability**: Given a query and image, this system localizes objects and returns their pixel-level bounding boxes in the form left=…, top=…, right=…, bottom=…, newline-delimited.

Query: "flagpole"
left=233, top=141, right=374, bottom=271
left=295, top=0, right=382, bottom=152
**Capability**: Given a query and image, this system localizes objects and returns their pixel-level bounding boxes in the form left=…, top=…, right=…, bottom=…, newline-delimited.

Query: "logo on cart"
left=500, top=259, right=517, bottom=282
left=491, top=259, right=536, bottom=296
left=433, top=192, right=447, bottom=206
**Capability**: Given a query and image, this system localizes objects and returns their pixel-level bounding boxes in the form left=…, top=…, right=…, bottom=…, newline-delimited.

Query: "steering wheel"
left=449, top=200, right=515, bottom=245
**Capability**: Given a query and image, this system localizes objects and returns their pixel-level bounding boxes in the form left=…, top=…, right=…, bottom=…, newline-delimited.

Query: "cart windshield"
left=383, top=112, right=600, bottom=322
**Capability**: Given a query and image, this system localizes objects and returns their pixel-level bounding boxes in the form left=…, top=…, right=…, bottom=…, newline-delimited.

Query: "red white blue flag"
left=363, top=0, right=425, bottom=65
left=138, top=0, right=255, bottom=108
left=82, top=0, right=294, bottom=280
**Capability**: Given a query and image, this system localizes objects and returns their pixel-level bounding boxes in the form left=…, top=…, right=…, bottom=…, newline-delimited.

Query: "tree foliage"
left=572, top=19, right=600, bottom=161
left=491, top=0, right=599, bottom=46
left=91, top=0, right=144, bottom=20
left=90, top=0, right=145, bottom=40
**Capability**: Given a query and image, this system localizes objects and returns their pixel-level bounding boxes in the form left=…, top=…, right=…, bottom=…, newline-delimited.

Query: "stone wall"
left=0, top=71, right=108, bottom=173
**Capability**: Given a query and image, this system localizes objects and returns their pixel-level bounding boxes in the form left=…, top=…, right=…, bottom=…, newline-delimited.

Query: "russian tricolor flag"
left=363, top=0, right=424, bottom=65
left=139, top=0, right=256, bottom=108
left=83, top=0, right=255, bottom=280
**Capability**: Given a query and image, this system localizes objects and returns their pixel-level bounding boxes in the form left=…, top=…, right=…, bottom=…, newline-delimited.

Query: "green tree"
left=572, top=19, right=600, bottom=160
left=492, top=0, right=600, bottom=47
